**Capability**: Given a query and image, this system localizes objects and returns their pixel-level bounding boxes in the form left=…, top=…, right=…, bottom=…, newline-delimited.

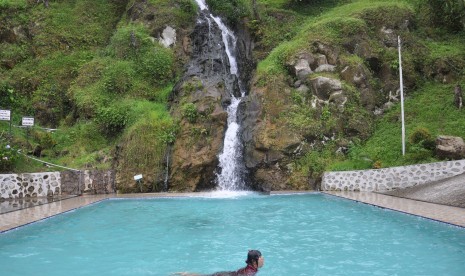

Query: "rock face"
left=239, top=10, right=419, bottom=191
left=436, top=135, right=465, bottom=160
left=159, top=26, right=176, bottom=48
left=168, top=11, right=254, bottom=191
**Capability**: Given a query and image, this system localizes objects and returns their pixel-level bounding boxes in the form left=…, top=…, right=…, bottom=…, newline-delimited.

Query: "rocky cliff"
left=167, top=9, right=254, bottom=191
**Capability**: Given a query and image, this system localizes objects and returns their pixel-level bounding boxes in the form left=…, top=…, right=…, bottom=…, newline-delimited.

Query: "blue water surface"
left=1, top=193, right=464, bottom=275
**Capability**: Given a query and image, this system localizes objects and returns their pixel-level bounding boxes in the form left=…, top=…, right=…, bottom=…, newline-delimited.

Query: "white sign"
left=22, top=117, right=34, bottom=126
left=0, top=110, right=10, bottom=121
left=134, top=174, right=143, bottom=181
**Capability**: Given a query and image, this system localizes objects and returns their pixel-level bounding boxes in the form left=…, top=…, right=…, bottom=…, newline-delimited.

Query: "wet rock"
left=168, top=11, right=254, bottom=192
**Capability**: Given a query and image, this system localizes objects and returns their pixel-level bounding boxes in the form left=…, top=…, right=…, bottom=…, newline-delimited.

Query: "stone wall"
left=322, top=160, right=465, bottom=192
left=0, top=170, right=115, bottom=200
left=0, top=172, right=61, bottom=200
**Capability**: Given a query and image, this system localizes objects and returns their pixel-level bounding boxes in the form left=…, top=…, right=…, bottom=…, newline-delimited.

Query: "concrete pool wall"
left=0, top=170, right=115, bottom=199
left=321, top=160, right=465, bottom=191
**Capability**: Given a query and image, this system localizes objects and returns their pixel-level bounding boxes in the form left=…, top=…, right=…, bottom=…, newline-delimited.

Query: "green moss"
left=103, top=60, right=136, bottom=95
left=117, top=108, right=177, bottom=192
left=181, top=103, right=199, bottom=123
left=138, top=46, right=175, bottom=86
left=206, top=0, right=251, bottom=24
left=105, top=24, right=154, bottom=60
left=0, top=0, right=27, bottom=10
left=32, top=0, right=127, bottom=55
left=146, top=0, right=196, bottom=28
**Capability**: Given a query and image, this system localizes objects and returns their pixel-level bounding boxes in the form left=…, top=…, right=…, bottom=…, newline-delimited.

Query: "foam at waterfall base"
left=205, top=190, right=258, bottom=198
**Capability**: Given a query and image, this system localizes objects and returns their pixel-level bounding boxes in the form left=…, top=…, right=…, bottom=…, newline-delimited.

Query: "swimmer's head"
left=245, top=250, right=262, bottom=265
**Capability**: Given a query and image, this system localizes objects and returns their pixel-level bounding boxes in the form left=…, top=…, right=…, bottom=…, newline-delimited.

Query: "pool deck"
left=1, top=191, right=465, bottom=232
left=324, top=191, right=465, bottom=228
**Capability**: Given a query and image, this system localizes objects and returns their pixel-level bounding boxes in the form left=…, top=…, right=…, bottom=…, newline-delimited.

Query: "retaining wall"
left=321, top=160, right=465, bottom=192
left=0, top=170, right=115, bottom=200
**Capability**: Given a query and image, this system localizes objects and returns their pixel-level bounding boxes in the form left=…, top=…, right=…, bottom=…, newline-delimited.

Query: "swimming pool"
left=1, top=193, right=464, bottom=275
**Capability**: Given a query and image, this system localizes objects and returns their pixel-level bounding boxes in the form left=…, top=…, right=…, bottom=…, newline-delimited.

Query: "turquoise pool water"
left=1, top=193, right=464, bottom=275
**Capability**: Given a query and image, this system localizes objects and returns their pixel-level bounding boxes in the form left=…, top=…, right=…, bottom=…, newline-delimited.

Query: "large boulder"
left=435, top=135, right=465, bottom=160
left=310, top=76, right=342, bottom=99
left=159, top=26, right=176, bottom=48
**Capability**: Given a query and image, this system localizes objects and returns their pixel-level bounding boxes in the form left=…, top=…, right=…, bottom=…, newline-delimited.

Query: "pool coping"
left=1, top=191, right=464, bottom=233
left=323, top=191, right=465, bottom=228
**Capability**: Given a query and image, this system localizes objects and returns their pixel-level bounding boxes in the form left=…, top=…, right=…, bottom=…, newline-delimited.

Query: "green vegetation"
left=0, top=0, right=464, bottom=192
left=206, top=0, right=251, bottom=24
left=0, top=0, right=181, bottom=177
left=252, top=0, right=465, bottom=176
left=329, top=82, right=465, bottom=170
left=181, top=103, right=199, bottom=123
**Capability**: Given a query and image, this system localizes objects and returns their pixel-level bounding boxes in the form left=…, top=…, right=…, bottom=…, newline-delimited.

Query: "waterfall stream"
left=194, top=0, right=246, bottom=191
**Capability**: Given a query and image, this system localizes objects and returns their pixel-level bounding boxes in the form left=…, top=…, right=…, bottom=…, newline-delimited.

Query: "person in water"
left=233, top=250, right=264, bottom=275
left=174, top=250, right=264, bottom=276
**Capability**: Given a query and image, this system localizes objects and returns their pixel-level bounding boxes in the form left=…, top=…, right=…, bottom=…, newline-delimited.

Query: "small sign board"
left=0, top=110, right=10, bottom=121
left=134, top=174, right=143, bottom=181
left=22, top=117, right=34, bottom=126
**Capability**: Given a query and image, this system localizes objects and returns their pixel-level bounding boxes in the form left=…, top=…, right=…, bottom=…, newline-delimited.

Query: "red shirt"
left=235, top=264, right=258, bottom=275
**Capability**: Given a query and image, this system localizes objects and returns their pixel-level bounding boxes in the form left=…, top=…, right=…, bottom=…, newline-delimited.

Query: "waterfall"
left=194, top=0, right=246, bottom=191
left=164, top=146, right=170, bottom=191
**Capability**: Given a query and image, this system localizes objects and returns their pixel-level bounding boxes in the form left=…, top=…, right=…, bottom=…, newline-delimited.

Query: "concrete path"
left=325, top=191, right=465, bottom=228
left=380, top=173, right=465, bottom=208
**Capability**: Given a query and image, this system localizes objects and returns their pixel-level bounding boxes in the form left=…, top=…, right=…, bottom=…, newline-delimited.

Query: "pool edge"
left=322, top=191, right=465, bottom=229
left=2, top=191, right=465, bottom=232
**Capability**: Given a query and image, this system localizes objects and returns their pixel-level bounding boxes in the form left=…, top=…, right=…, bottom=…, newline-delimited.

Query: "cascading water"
left=194, top=0, right=246, bottom=191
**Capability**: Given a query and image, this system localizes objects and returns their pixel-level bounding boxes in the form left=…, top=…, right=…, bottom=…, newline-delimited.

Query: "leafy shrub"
left=117, top=110, right=177, bottom=192
left=32, top=130, right=57, bottom=150
left=138, top=47, right=174, bottom=86
left=106, top=24, right=154, bottom=60
left=420, top=0, right=465, bottom=32
left=95, top=104, right=129, bottom=136
left=409, top=127, right=435, bottom=150
left=0, top=43, right=30, bottom=66
left=406, top=143, right=434, bottom=163
left=0, top=82, right=19, bottom=109
left=0, top=143, right=19, bottom=173
left=206, top=0, right=250, bottom=24
left=103, top=60, right=135, bottom=94
left=32, top=80, right=68, bottom=127
left=177, top=0, right=196, bottom=15
left=181, top=103, right=198, bottom=123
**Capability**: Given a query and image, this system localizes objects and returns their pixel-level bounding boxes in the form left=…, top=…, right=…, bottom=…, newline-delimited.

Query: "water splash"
left=195, top=0, right=207, bottom=10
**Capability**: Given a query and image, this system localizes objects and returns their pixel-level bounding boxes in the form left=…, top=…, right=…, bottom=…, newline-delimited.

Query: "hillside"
left=0, top=0, right=464, bottom=192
